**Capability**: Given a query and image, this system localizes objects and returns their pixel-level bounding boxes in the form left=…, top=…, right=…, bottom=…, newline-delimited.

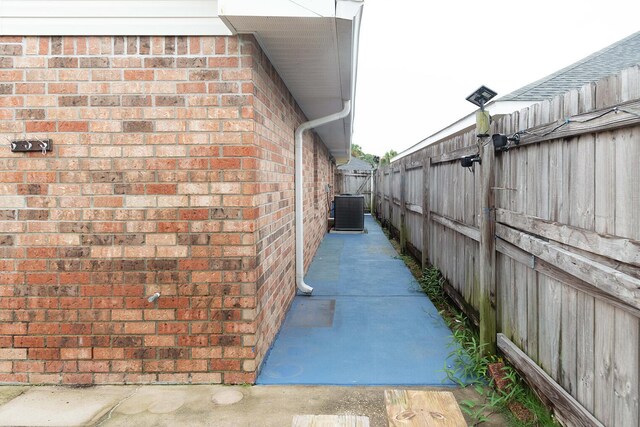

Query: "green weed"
left=418, top=267, right=558, bottom=426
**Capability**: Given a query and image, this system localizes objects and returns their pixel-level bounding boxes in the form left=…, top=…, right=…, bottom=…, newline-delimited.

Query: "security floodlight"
left=465, top=86, right=497, bottom=110
left=492, top=134, right=508, bottom=150
left=460, top=155, right=481, bottom=168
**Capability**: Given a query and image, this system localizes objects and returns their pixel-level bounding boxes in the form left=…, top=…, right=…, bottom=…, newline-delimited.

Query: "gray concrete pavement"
left=0, top=384, right=509, bottom=426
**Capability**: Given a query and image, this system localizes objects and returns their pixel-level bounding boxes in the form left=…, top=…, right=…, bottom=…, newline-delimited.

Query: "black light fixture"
left=491, top=133, right=521, bottom=151
left=492, top=134, right=508, bottom=150
left=460, top=154, right=481, bottom=168
left=465, top=85, right=497, bottom=111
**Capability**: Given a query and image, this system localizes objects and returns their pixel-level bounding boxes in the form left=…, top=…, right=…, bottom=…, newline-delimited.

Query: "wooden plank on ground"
left=497, top=334, right=605, bottom=427
left=292, top=415, right=369, bottom=427
left=384, top=390, right=466, bottom=427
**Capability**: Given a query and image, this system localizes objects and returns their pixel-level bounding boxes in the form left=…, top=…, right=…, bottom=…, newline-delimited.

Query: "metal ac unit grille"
left=334, top=195, right=364, bottom=231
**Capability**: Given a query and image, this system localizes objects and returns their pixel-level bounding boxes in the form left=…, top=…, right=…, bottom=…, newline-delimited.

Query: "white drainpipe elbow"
left=294, top=100, right=352, bottom=295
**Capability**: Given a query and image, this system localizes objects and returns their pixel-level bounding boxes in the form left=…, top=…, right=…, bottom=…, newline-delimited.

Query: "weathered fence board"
left=336, top=170, right=374, bottom=211
left=373, top=65, right=640, bottom=425
left=498, top=334, right=605, bottom=427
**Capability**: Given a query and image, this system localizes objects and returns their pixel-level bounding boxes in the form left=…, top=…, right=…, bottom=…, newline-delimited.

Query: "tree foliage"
left=351, top=143, right=379, bottom=167
left=379, top=149, right=398, bottom=165
left=349, top=144, right=397, bottom=167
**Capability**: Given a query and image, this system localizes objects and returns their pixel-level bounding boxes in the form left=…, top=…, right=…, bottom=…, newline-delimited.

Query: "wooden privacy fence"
left=374, top=66, right=640, bottom=427
left=336, top=169, right=374, bottom=211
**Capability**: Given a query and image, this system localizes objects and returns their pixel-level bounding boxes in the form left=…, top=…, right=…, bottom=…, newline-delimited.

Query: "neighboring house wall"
left=0, top=35, right=333, bottom=384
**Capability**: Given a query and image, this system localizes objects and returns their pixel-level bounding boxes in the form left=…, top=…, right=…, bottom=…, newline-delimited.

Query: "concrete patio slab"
left=0, top=386, right=133, bottom=427
left=0, top=385, right=508, bottom=426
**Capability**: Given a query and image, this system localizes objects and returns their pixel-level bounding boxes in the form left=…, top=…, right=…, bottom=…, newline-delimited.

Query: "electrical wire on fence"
left=515, top=105, right=640, bottom=139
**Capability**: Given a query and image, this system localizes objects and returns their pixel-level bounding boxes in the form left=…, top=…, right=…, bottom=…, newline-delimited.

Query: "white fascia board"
left=0, top=0, right=233, bottom=35
left=218, top=0, right=335, bottom=18
left=392, top=100, right=536, bottom=162
left=1, top=0, right=217, bottom=17
left=336, top=0, right=365, bottom=20
left=1, top=17, right=231, bottom=36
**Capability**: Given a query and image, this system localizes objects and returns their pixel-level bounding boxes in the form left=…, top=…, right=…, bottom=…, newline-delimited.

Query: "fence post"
left=421, top=153, right=431, bottom=269
left=370, top=169, right=374, bottom=215
left=479, top=140, right=497, bottom=355
left=388, top=165, right=393, bottom=230
left=399, top=161, right=407, bottom=254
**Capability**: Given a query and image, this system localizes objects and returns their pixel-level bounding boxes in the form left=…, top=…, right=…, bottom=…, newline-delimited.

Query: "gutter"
left=295, top=101, right=352, bottom=295
left=294, top=2, right=361, bottom=295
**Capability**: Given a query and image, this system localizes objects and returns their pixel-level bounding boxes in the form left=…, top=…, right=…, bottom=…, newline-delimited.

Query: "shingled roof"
left=500, top=31, right=640, bottom=102
left=337, top=157, right=374, bottom=171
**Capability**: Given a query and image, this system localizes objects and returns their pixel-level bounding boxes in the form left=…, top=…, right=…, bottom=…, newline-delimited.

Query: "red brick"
left=0, top=323, right=27, bottom=335
left=16, top=83, right=45, bottom=94
left=62, top=374, right=93, bottom=384
left=48, top=83, right=77, bottom=94
left=124, top=70, right=154, bottom=80
left=13, top=361, right=45, bottom=373
left=176, top=83, right=206, bottom=93
left=26, top=121, right=56, bottom=132
left=28, top=348, right=59, bottom=360
left=179, top=209, right=209, bottom=220
left=211, top=158, right=241, bottom=169
left=208, top=57, right=239, bottom=68
left=146, top=184, right=176, bottom=195
left=58, top=121, right=88, bottom=132
left=223, top=146, right=258, bottom=157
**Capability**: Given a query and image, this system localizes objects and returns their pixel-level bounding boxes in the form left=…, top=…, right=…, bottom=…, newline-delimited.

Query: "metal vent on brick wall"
left=334, top=195, right=364, bottom=231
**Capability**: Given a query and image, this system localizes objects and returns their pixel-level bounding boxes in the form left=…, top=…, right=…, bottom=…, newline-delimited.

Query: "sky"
left=352, top=0, right=640, bottom=156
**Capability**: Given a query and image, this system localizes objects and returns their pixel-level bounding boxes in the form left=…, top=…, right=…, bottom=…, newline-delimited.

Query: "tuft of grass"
left=418, top=267, right=558, bottom=426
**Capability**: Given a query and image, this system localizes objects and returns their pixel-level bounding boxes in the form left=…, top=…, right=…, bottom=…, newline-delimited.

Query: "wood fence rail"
left=373, top=65, right=640, bottom=426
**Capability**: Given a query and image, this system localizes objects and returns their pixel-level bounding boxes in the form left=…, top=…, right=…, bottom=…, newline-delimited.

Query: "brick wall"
left=246, top=39, right=335, bottom=367
left=0, top=35, right=334, bottom=384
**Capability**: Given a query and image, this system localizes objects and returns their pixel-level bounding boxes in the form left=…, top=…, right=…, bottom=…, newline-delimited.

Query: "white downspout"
left=295, top=100, right=352, bottom=295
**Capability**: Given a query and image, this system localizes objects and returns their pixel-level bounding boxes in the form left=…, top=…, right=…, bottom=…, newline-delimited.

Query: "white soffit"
left=219, top=0, right=362, bottom=163
left=0, top=0, right=232, bottom=35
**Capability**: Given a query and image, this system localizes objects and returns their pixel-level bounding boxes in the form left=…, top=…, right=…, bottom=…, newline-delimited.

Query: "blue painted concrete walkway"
left=257, top=215, right=458, bottom=386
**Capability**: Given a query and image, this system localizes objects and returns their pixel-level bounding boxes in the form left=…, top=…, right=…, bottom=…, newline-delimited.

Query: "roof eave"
left=218, top=0, right=363, bottom=163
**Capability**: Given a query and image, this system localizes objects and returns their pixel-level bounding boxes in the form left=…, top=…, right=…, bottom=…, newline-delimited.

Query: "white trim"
left=1, top=1, right=216, bottom=17
left=0, top=17, right=231, bottom=36
left=391, top=100, right=536, bottom=162
left=0, top=0, right=232, bottom=36
left=218, top=0, right=334, bottom=18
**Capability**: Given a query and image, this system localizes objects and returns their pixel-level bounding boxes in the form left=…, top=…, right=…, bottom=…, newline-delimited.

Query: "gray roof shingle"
left=500, top=31, right=640, bottom=101
left=337, top=157, right=374, bottom=171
